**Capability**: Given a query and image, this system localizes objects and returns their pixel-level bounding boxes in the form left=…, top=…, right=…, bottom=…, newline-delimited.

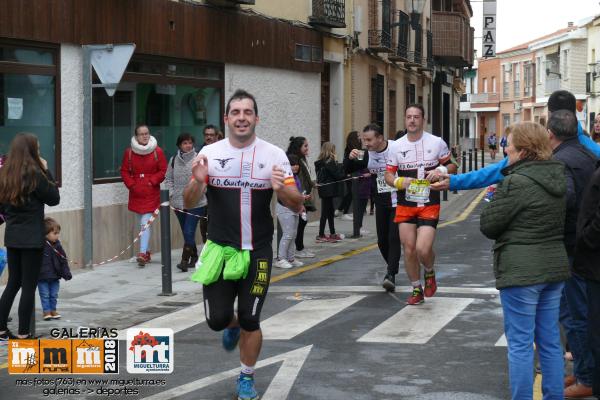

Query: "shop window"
left=92, top=57, right=223, bottom=182
left=0, top=42, right=58, bottom=179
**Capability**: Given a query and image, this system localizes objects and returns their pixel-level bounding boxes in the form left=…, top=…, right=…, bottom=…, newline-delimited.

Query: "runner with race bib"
left=384, top=104, right=456, bottom=305
left=184, top=90, right=303, bottom=400
left=346, top=123, right=401, bottom=292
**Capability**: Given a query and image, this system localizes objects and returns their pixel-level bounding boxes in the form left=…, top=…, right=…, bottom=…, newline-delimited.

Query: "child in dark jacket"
left=39, top=217, right=72, bottom=320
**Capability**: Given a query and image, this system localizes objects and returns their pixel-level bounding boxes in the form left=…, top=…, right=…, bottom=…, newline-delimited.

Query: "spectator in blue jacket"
left=431, top=90, right=600, bottom=192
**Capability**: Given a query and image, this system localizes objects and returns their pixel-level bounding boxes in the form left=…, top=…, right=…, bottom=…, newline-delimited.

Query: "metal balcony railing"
left=368, top=30, right=393, bottom=53
left=389, top=41, right=409, bottom=61
left=309, top=0, right=346, bottom=28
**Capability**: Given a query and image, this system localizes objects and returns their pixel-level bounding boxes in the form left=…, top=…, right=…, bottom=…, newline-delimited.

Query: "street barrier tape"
left=47, top=208, right=161, bottom=268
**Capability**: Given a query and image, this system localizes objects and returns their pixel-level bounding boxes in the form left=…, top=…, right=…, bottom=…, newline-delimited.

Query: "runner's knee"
left=238, top=314, right=260, bottom=332
left=206, top=310, right=234, bottom=332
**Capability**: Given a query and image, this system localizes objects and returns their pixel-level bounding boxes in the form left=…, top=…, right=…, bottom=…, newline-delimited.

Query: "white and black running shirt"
left=386, top=132, right=452, bottom=207
left=200, top=138, right=295, bottom=250
left=367, top=140, right=398, bottom=208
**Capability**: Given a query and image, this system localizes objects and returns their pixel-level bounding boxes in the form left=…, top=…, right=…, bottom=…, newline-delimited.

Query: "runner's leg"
left=400, top=223, right=419, bottom=283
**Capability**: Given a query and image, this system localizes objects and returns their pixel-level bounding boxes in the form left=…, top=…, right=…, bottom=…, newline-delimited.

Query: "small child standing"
left=39, top=217, right=72, bottom=320
left=274, top=154, right=305, bottom=269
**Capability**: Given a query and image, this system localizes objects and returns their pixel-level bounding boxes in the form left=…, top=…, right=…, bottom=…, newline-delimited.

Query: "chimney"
left=568, top=21, right=574, bottom=27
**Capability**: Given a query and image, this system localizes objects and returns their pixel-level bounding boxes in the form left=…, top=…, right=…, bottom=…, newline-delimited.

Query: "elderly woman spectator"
left=480, top=121, right=570, bottom=400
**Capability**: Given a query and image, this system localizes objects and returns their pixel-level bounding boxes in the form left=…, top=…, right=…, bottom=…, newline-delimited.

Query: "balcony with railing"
left=368, top=30, right=393, bottom=53
left=431, top=11, right=473, bottom=67
left=389, top=41, right=409, bottom=62
left=309, top=0, right=346, bottom=28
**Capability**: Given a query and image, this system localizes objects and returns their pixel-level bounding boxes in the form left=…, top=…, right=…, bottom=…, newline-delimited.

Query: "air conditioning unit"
left=514, top=101, right=522, bottom=111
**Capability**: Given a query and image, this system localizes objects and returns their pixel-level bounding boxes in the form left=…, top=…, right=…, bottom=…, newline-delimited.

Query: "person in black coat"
left=0, top=133, right=60, bottom=340
left=39, top=217, right=72, bottom=321
left=573, top=160, right=600, bottom=397
left=315, top=142, right=345, bottom=242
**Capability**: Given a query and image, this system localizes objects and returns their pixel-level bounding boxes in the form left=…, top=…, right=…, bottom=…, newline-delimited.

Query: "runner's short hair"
left=363, top=123, right=383, bottom=136
left=226, top=89, right=258, bottom=116
left=405, top=103, right=425, bottom=118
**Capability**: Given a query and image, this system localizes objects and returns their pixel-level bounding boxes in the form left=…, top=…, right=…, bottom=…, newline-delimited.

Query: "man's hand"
left=191, top=154, right=208, bottom=183
left=430, top=174, right=450, bottom=191
left=271, top=166, right=286, bottom=192
left=348, top=149, right=361, bottom=160
left=425, top=169, right=443, bottom=183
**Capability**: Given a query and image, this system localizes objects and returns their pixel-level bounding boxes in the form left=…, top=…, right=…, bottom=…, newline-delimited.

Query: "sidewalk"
left=0, top=154, right=495, bottom=345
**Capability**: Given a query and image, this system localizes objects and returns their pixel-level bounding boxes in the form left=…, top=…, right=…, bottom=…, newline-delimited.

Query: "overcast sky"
left=470, top=0, right=600, bottom=56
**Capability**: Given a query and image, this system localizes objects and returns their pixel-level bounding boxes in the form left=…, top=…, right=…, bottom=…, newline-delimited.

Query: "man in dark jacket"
left=548, top=110, right=597, bottom=398
left=573, top=161, right=600, bottom=399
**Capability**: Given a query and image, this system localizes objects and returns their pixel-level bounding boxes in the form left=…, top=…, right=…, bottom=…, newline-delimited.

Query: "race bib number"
left=405, top=179, right=430, bottom=203
left=376, top=171, right=395, bottom=193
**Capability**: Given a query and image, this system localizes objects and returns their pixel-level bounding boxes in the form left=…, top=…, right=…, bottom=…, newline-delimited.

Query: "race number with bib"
left=376, top=171, right=395, bottom=193
left=405, top=179, right=431, bottom=203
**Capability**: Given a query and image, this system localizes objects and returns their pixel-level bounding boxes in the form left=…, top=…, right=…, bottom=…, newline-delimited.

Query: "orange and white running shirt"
left=200, top=137, right=295, bottom=250
left=386, top=131, right=452, bottom=207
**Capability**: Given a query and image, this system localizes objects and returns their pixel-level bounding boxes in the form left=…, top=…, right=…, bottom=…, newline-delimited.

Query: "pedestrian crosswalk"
left=121, top=286, right=504, bottom=347
left=357, top=297, right=474, bottom=344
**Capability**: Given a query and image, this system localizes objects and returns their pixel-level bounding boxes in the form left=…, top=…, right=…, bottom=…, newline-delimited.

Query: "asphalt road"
left=1, top=200, right=510, bottom=400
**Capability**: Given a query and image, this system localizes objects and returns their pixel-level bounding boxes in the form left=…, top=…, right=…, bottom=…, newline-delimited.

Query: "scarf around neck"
left=131, top=135, right=158, bottom=155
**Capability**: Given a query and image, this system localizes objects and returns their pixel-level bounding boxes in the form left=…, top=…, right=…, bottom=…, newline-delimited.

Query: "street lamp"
left=405, top=0, right=426, bottom=29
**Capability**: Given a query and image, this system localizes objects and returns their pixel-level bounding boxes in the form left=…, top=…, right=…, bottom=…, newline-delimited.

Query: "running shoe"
left=274, top=259, right=293, bottom=269
left=424, top=270, right=437, bottom=297
left=316, top=235, right=329, bottom=243
left=329, top=233, right=344, bottom=241
left=0, top=330, right=16, bottom=342
left=382, top=273, right=395, bottom=292
left=222, top=327, right=241, bottom=352
left=288, top=259, right=304, bottom=267
left=406, top=286, right=424, bottom=305
left=237, top=373, right=259, bottom=400
left=295, top=250, right=315, bottom=258
left=341, top=214, right=353, bottom=221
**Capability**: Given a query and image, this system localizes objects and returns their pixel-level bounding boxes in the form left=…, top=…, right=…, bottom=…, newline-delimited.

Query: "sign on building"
left=482, top=0, right=497, bottom=57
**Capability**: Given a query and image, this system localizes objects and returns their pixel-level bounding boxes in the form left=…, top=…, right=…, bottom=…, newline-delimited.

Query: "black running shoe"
left=382, top=273, right=396, bottom=292
left=0, top=329, right=17, bottom=342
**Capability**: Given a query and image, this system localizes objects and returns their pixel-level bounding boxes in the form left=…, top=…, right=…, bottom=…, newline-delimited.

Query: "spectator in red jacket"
left=120, top=124, right=167, bottom=267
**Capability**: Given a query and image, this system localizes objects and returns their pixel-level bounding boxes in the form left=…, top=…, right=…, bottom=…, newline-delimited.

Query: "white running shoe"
left=360, top=228, right=370, bottom=235
left=288, top=259, right=304, bottom=267
left=341, top=214, right=353, bottom=221
left=334, top=210, right=342, bottom=217
left=274, top=259, right=293, bottom=269
left=296, top=250, right=316, bottom=258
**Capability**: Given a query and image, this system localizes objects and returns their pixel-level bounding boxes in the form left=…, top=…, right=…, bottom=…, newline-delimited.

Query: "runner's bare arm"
left=272, top=166, right=303, bottom=213
left=184, top=154, right=208, bottom=208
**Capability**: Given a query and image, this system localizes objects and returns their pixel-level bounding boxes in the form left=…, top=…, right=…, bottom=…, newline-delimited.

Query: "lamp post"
left=405, top=0, right=426, bottom=29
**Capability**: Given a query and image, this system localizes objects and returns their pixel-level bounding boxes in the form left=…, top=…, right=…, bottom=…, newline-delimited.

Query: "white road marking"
left=140, top=345, right=313, bottom=400
left=495, top=334, right=507, bottom=347
left=262, top=295, right=366, bottom=340
left=269, top=286, right=499, bottom=295
left=117, top=303, right=205, bottom=340
left=358, top=297, right=475, bottom=344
